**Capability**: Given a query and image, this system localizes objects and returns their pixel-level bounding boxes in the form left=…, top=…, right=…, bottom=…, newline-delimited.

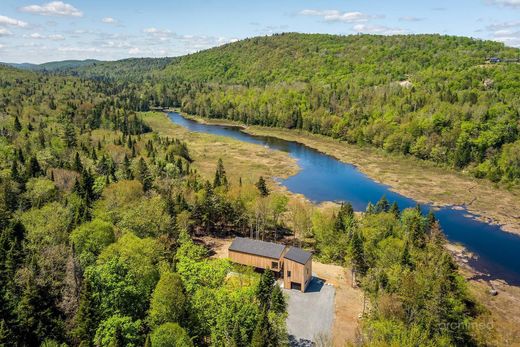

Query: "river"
left=168, top=111, right=520, bottom=285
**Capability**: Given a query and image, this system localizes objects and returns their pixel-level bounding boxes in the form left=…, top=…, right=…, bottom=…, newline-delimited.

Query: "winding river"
left=168, top=111, right=520, bottom=285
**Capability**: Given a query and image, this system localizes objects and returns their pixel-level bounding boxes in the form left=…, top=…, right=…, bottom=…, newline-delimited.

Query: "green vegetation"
left=310, top=199, right=484, bottom=346
left=0, top=32, right=514, bottom=346
left=0, top=64, right=288, bottom=346
left=166, top=34, right=520, bottom=185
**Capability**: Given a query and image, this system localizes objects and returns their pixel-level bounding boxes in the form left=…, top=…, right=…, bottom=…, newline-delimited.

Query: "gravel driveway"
left=283, top=276, right=335, bottom=346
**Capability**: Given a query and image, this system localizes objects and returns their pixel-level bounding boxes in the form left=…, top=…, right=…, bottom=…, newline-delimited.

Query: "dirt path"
left=313, top=262, right=363, bottom=346
left=199, top=236, right=364, bottom=346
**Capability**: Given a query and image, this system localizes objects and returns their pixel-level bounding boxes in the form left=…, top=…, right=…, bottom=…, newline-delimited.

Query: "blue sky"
left=0, top=0, right=519, bottom=63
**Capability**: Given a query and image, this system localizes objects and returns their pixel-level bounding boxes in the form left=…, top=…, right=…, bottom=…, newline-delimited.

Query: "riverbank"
left=153, top=110, right=520, bottom=345
left=176, top=111, right=520, bottom=237
left=142, top=111, right=299, bottom=186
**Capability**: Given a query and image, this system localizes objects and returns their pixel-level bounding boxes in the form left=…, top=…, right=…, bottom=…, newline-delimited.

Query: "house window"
left=287, top=271, right=291, bottom=277
left=271, top=261, right=278, bottom=269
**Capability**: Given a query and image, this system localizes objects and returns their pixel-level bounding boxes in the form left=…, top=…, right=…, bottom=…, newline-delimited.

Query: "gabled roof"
left=284, top=247, right=312, bottom=265
left=229, top=237, right=286, bottom=259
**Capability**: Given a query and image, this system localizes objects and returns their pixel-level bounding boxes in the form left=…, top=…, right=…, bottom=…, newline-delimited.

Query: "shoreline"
left=168, top=110, right=520, bottom=238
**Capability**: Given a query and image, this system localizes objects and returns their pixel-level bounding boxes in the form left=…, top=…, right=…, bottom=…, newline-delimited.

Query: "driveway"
left=283, top=276, right=335, bottom=346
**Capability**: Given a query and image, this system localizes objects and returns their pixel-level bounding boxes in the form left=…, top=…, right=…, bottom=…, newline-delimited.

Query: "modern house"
left=283, top=246, right=313, bottom=292
left=228, top=237, right=313, bottom=292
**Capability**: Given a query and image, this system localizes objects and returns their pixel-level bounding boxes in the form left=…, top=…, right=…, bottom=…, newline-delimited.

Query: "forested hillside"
left=0, top=34, right=513, bottom=346
left=162, top=33, right=520, bottom=185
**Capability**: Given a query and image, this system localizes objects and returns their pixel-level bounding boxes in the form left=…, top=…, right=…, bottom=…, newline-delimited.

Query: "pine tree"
left=350, top=231, right=367, bottom=275
left=27, top=156, right=42, bottom=178
left=213, top=158, right=228, bottom=188
left=256, top=270, right=275, bottom=308
left=10, top=161, right=20, bottom=183
left=64, top=121, right=77, bottom=148
left=250, top=309, right=270, bottom=347
left=73, top=152, right=83, bottom=172
left=137, top=158, right=152, bottom=192
left=72, top=279, right=97, bottom=346
left=13, top=116, right=22, bottom=132
left=255, top=176, right=269, bottom=197
left=375, top=195, right=390, bottom=213
left=365, top=202, right=375, bottom=214
left=401, top=241, right=413, bottom=269
left=270, top=284, right=286, bottom=314
left=390, top=202, right=400, bottom=218
left=123, top=155, right=133, bottom=179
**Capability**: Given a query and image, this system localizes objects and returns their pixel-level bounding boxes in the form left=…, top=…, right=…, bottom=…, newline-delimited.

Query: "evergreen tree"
left=270, top=284, right=286, bottom=314
left=137, top=158, right=152, bottom=192
left=73, top=152, right=83, bottom=172
left=64, top=121, right=77, bottom=148
left=213, top=158, right=228, bottom=188
left=72, top=279, right=97, bottom=346
left=13, top=116, right=22, bottom=132
left=250, top=309, right=269, bottom=347
left=27, top=156, right=43, bottom=178
left=375, top=195, right=390, bottom=213
left=255, top=176, right=269, bottom=197
left=256, top=270, right=275, bottom=308
left=349, top=231, right=367, bottom=275
left=401, top=241, right=413, bottom=269
left=123, top=155, right=133, bottom=179
left=390, top=202, right=400, bottom=218
left=365, top=202, right=375, bottom=214
left=10, top=161, right=20, bottom=183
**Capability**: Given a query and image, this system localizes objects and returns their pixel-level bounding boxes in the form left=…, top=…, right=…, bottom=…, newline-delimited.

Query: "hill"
left=18, top=33, right=520, bottom=185
left=160, top=33, right=520, bottom=185
left=162, top=33, right=519, bottom=84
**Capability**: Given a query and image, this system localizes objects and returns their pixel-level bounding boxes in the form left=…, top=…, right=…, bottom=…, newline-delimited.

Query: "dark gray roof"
left=284, top=247, right=312, bottom=265
left=229, top=237, right=286, bottom=259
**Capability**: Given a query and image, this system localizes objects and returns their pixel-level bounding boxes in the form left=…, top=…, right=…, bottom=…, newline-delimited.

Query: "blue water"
left=169, top=112, right=520, bottom=285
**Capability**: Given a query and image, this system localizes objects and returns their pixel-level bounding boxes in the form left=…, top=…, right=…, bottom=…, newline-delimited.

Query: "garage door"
left=290, top=282, right=302, bottom=291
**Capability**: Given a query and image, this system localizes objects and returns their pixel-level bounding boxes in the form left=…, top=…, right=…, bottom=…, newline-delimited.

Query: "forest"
left=38, top=33, right=520, bottom=186
left=0, top=33, right=513, bottom=346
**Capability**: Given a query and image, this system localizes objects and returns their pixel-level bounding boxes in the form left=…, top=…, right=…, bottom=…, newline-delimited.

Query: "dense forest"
left=0, top=33, right=511, bottom=346
left=12, top=34, right=520, bottom=186
left=35, top=33, right=520, bottom=186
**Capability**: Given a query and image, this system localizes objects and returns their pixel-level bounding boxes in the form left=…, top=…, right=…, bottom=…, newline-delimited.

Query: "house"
left=283, top=246, right=312, bottom=292
left=228, top=237, right=313, bottom=292
left=228, top=237, right=286, bottom=272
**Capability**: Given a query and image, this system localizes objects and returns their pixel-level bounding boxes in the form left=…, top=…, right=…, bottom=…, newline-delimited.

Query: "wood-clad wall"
left=228, top=250, right=282, bottom=271
left=283, top=258, right=312, bottom=292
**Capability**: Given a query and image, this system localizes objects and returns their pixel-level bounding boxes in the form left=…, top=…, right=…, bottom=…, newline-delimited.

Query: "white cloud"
left=48, top=34, right=64, bottom=40
left=487, top=0, right=520, bottom=7
left=0, top=28, right=12, bottom=36
left=0, top=15, right=28, bottom=27
left=299, top=9, right=377, bottom=23
left=353, top=24, right=407, bottom=35
left=58, top=46, right=101, bottom=52
left=128, top=47, right=141, bottom=54
left=399, top=16, right=424, bottom=22
left=20, top=1, right=83, bottom=17
left=144, top=27, right=173, bottom=37
left=102, top=17, right=116, bottom=24
left=0, top=44, right=4, bottom=49
left=486, top=20, right=520, bottom=31
left=23, top=32, right=65, bottom=40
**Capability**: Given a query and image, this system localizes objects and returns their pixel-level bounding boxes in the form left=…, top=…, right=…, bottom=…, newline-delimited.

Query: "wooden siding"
left=283, top=257, right=312, bottom=292
left=228, top=249, right=282, bottom=271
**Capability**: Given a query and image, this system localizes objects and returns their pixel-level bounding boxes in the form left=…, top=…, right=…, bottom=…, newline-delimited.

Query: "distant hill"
left=161, top=33, right=520, bottom=85
left=2, top=59, right=99, bottom=72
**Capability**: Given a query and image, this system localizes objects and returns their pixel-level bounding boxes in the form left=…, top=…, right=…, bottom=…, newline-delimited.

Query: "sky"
left=0, top=0, right=519, bottom=64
